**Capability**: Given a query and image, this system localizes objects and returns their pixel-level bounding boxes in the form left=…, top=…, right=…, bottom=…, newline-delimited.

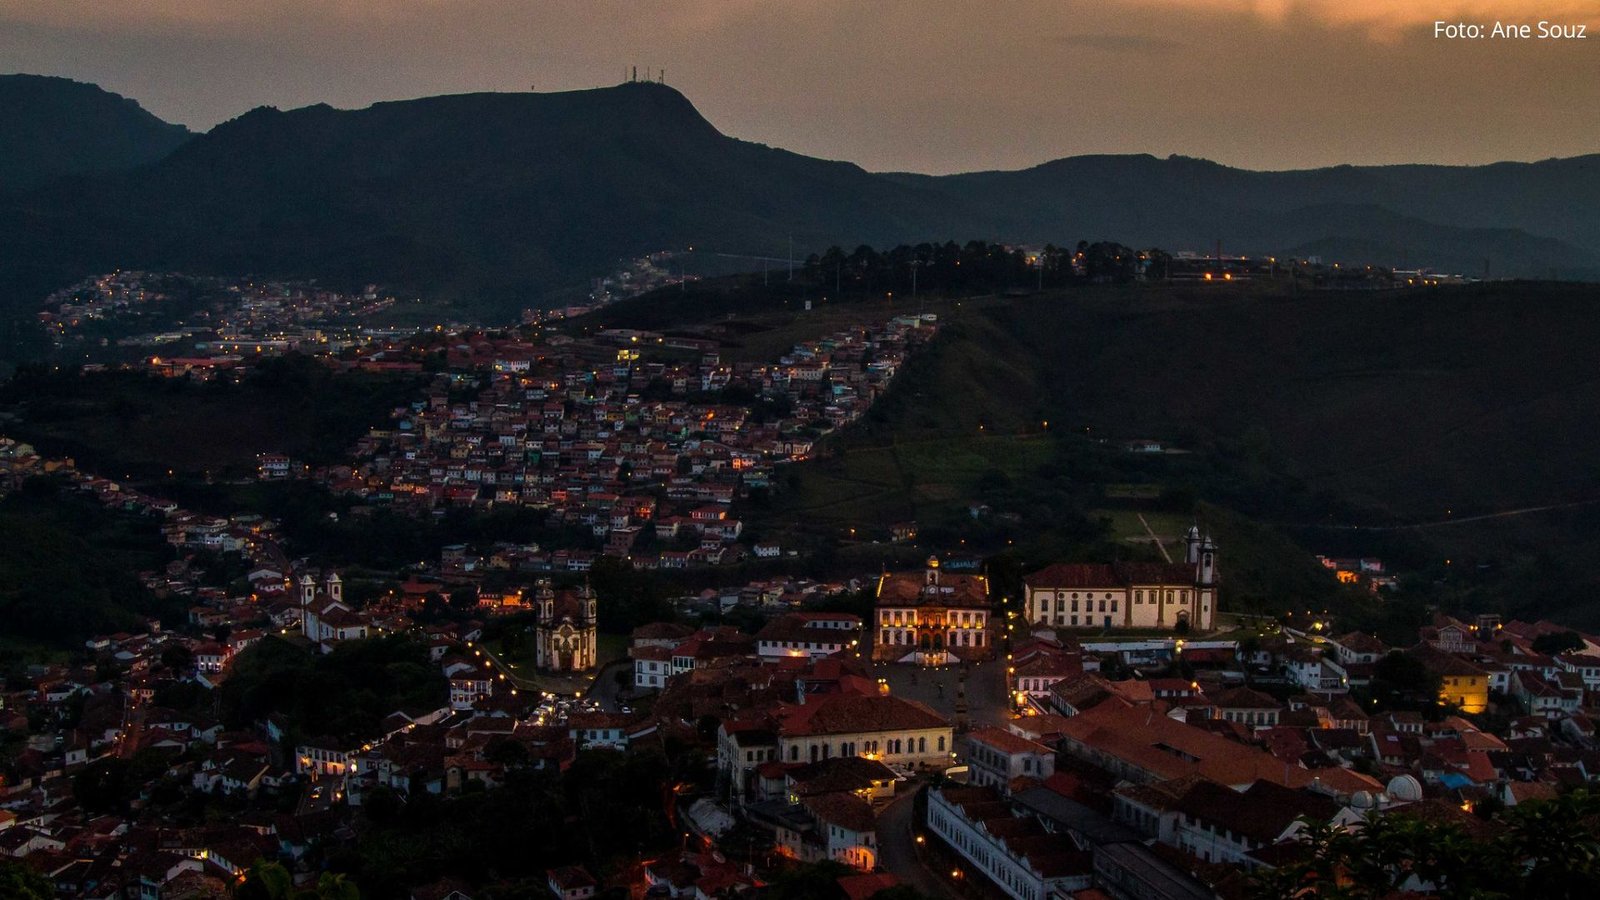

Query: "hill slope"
left=825, top=279, right=1600, bottom=627
left=0, top=74, right=191, bottom=193
left=0, top=81, right=1597, bottom=331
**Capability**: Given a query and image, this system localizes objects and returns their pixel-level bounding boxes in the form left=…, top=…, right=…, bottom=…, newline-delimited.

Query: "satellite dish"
left=1387, top=775, right=1423, bottom=802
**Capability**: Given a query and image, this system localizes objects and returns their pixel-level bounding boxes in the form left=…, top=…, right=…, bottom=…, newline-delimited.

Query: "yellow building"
left=1412, top=644, right=1489, bottom=714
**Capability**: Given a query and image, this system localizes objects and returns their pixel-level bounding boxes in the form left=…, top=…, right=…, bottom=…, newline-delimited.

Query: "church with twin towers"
left=1022, top=526, right=1219, bottom=633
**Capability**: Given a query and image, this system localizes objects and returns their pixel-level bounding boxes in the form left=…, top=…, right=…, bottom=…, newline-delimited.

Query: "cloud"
left=1057, top=32, right=1185, bottom=52
left=1128, top=0, right=1599, bottom=34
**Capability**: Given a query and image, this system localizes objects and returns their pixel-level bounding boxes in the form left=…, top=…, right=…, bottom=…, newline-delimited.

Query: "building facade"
left=1023, top=529, right=1218, bottom=633
left=873, top=558, right=992, bottom=665
left=534, top=579, right=599, bottom=672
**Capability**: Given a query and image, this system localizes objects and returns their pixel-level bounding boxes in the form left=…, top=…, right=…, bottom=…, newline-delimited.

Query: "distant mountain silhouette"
left=0, top=80, right=1596, bottom=323
left=0, top=74, right=192, bottom=192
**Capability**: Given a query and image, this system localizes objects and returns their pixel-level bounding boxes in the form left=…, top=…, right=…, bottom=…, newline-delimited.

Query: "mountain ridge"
left=0, top=73, right=193, bottom=193
left=0, top=79, right=1596, bottom=332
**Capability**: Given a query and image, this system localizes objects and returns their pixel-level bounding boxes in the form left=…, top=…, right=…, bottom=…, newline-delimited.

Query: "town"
left=5, top=16, right=1600, bottom=900
left=5, top=426, right=1600, bottom=899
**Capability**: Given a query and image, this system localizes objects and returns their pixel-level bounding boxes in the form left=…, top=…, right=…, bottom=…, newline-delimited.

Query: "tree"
left=72, top=757, right=131, bottom=813
left=1247, top=791, right=1600, bottom=899
left=0, top=861, right=52, bottom=900
left=237, top=861, right=294, bottom=900
left=160, top=643, right=196, bottom=673
left=1370, top=651, right=1440, bottom=710
left=362, top=785, right=403, bottom=824
left=309, top=872, right=360, bottom=900
left=1532, top=630, right=1585, bottom=656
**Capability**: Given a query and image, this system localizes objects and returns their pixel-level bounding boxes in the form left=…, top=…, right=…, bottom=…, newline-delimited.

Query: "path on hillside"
left=1284, top=497, right=1600, bottom=532
left=1138, top=513, right=1174, bottom=562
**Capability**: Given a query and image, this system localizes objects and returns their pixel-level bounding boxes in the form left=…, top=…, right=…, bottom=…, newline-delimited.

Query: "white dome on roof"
left=1388, top=775, right=1423, bottom=802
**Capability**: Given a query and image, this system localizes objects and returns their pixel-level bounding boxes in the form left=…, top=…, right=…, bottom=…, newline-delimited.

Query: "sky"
left=2, top=0, right=1596, bottom=174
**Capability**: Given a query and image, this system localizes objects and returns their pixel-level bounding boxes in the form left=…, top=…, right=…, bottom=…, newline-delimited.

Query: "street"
left=875, top=782, right=961, bottom=900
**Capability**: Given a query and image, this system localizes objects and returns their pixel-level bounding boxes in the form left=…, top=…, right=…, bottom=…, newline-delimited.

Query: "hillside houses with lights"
left=20, top=443, right=1600, bottom=899
left=318, top=317, right=938, bottom=573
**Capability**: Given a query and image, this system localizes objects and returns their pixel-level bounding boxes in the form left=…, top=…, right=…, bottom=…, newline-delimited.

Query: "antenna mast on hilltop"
left=624, top=65, right=666, bottom=85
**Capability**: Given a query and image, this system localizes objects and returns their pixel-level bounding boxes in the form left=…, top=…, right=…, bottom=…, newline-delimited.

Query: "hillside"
left=0, top=355, right=424, bottom=479
left=0, top=478, right=183, bottom=653
left=0, top=74, right=191, bottom=193
left=0, top=80, right=1597, bottom=339
left=657, top=277, right=1600, bottom=628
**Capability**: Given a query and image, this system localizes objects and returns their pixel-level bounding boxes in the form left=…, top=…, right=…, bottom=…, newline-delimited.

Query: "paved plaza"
left=869, top=655, right=1012, bottom=730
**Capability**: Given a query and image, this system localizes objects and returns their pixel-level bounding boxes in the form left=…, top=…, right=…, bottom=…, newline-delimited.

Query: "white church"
left=1022, top=528, right=1220, bottom=632
left=298, top=572, right=369, bottom=650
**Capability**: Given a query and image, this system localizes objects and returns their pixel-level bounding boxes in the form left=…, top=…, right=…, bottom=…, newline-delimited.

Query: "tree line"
left=800, top=240, right=1171, bottom=296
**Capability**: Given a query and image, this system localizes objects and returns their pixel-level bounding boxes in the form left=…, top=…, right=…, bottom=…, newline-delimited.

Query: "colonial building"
left=964, top=727, right=1056, bottom=794
left=927, top=785, right=1093, bottom=900
left=718, top=693, right=954, bottom=800
left=533, top=579, right=599, bottom=673
left=1022, top=528, right=1219, bottom=632
left=756, top=612, right=863, bottom=660
left=299, top=572, right=369, bottom=649
left=873, top=557, right=992, bottom=665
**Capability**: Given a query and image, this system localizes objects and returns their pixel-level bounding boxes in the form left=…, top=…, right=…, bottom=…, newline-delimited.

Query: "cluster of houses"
left=912, top=610, right=1600, bottom=900
left=36, top=270, right=409, bottom=370
left=0, top=605, right=638, bottom=899
left=12, top=436, right=1600, bottom=900
left=617, top=561, right=1600, bottom=900
left=310, top=316, right=936, bottom=568
left=0, top=438, right=71, bottom=495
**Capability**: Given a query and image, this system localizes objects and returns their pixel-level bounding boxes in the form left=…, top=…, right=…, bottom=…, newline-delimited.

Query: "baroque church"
left=1022, top=527, right=1220, bottom=632
left=533, top=579, right=600, bottom=672
left=298, top=571, right=369, bottom=650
